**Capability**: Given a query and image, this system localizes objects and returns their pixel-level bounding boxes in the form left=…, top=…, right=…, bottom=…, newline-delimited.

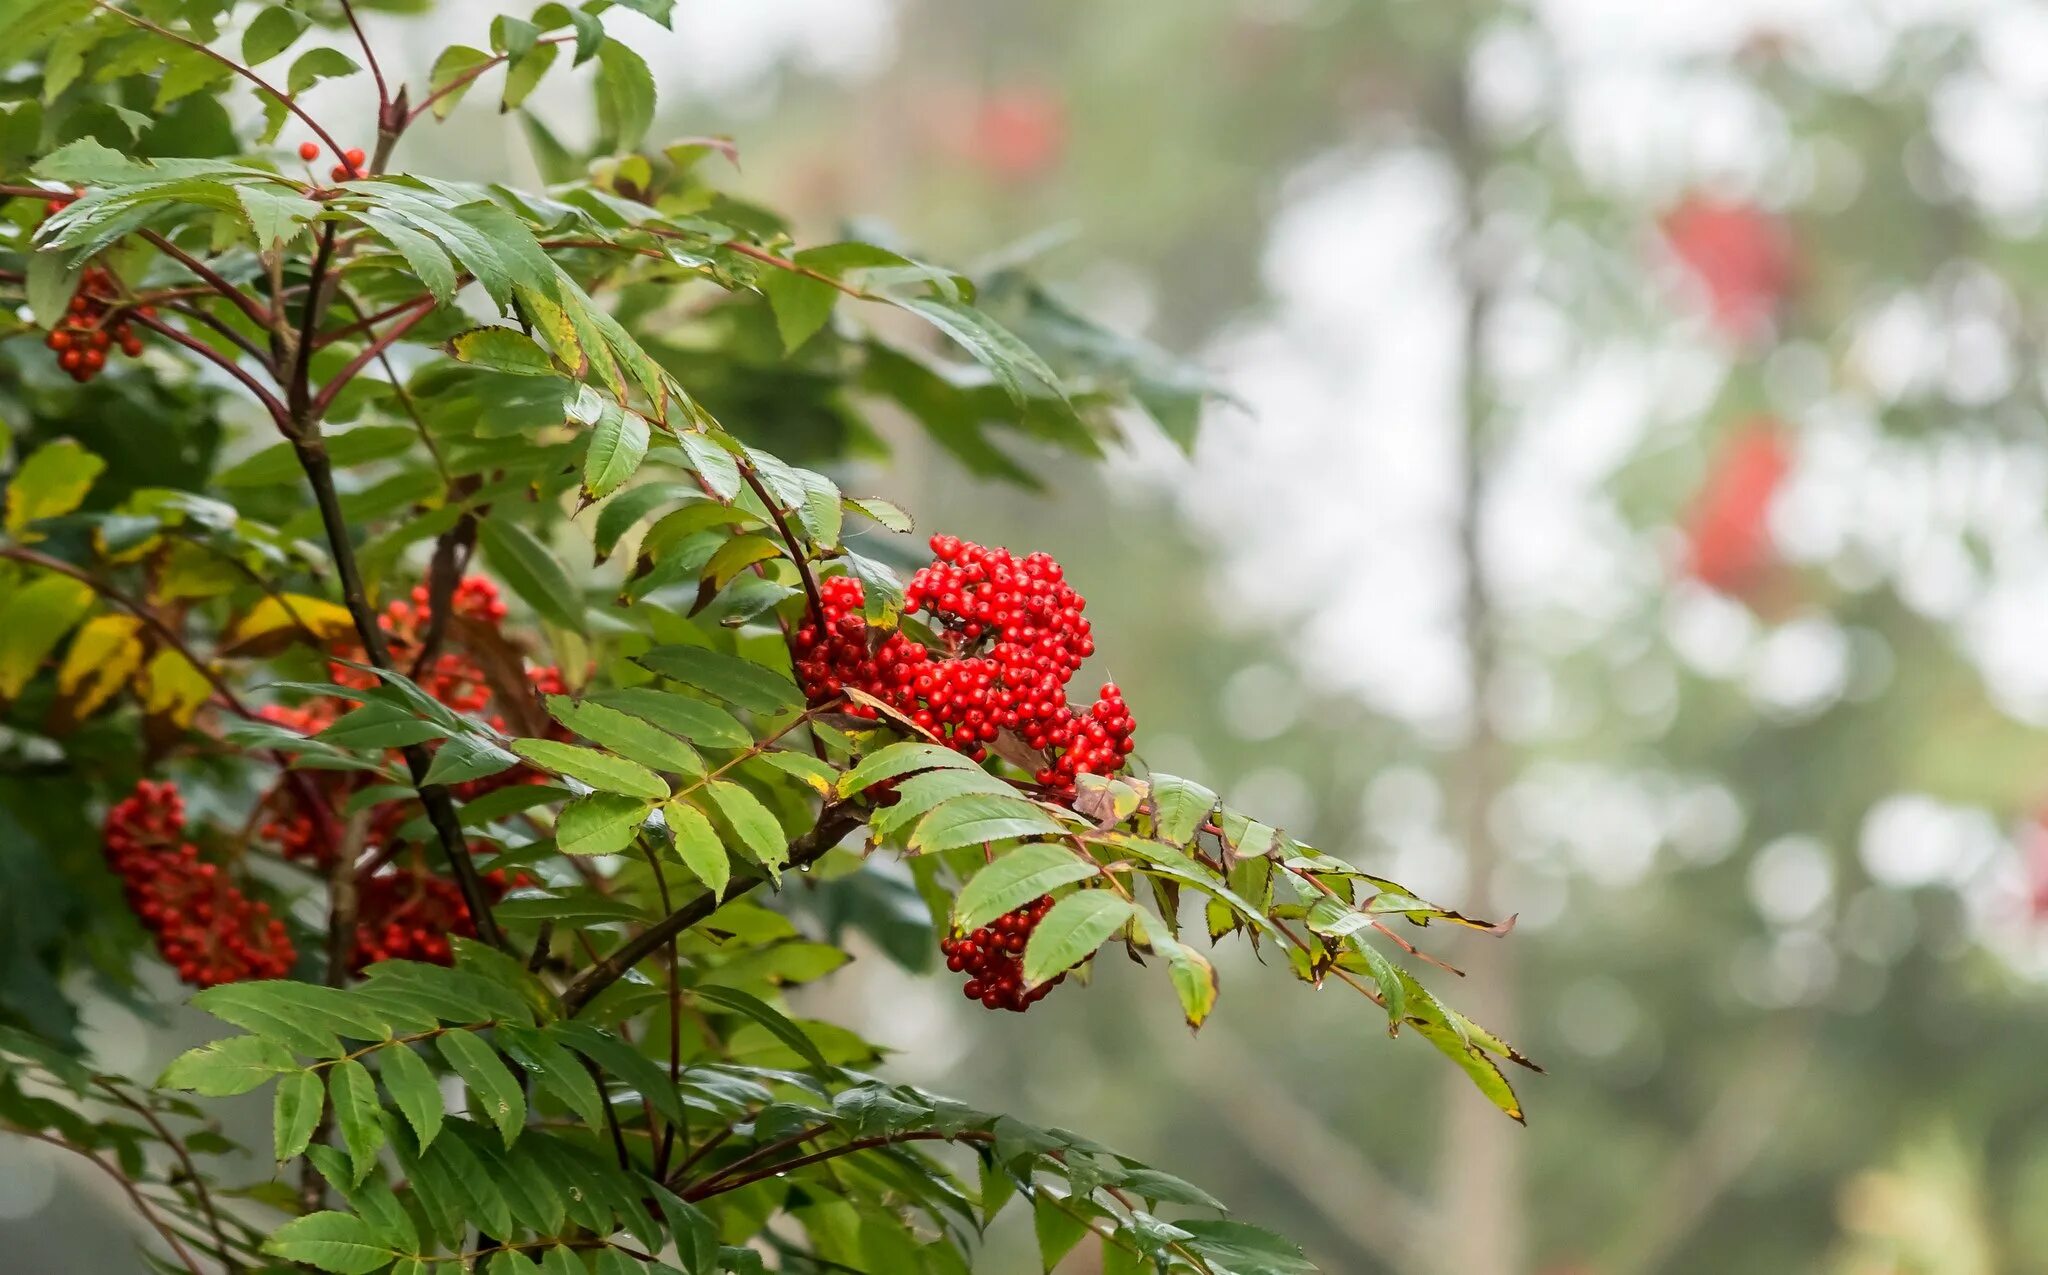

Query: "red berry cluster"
left=259, top=578, right=556, bottom=861
left=301, top=141, right=367, bottom=184
left=103, top=781, right=295, bottom=987
left=939, top=895, right=1068, bottom=1012
left=348, top=865, right=520, bottom=971
left=41, top=265, right=148, bottom=383
left=253, top=576, right=553, bottom=968
left=790, top=536, right=1134, bottom=791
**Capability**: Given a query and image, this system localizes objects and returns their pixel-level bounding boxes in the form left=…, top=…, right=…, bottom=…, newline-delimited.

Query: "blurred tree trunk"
left=1434, top=66, right=1527, bottom=1275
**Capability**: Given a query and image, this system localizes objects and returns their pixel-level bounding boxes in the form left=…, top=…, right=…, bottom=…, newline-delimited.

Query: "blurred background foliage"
left=12, top=0, right=2048, bottom=1272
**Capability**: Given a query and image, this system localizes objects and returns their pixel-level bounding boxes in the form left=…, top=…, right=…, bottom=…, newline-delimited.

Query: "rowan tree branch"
left=560, top=802, right=863, bottom=1016
left=288, top=433, right=508, bottom=949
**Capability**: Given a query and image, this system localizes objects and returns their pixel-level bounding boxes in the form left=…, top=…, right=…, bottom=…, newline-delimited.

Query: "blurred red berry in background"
left=971, top=85, right=1067, bottom=182
left=1660, top=195, right=1794, bottom=341
left=1684, top=419, right=1793, bottom=597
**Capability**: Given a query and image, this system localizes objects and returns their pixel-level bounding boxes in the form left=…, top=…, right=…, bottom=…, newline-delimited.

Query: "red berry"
left=344, top=147, right=366, bottom=167
left=298, top=141, right=320, bottom=161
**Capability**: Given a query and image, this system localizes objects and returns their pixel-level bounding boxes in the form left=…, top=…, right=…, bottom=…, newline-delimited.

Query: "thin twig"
left=337, top=0, right=389, bottom=113
left=682, top=1130, right=993, bottom=1201
left=560, top=802, right=862, bottom=1016
left=138, top=230, right=276, bottom=331
left=90, top=1081, right=236, bottom=1270
left=128, top=311, right=291, bottom=431
left=1, top=1126, right=205, bottom=1274
left=307, top=297, right=435, bottom=419
left=95, top=3, right=348, bottom=160
left=641, top=838, right=686, bottom=1180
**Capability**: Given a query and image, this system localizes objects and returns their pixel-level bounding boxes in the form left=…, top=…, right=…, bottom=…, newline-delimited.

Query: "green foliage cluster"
left=0, top=2, right=1530, bottom=1271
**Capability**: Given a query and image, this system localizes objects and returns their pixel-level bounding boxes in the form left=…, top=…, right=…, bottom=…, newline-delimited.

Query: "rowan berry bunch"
left=791, top=535, right=1135, bottom=791
left=939, top=894, right=1070, bottom=1012
left=348, top=864, right=522, bottom=971
left=260, top=575, right=562, bottom=870
left=40, top=265, right=147, bottom=384
left=102, top=780, right=296, bottom=988
left=299, top=140, right=368, bottom=184
left=243, top=575, right=554, bottom=972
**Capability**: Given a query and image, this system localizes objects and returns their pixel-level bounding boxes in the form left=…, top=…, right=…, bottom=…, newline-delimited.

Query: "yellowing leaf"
left=139, top=647, right=215, bottom=726
left=0, top=574, right=95, bottom=698
left=228, top=593, right=355, bottom=649
left=5, top=439, right=104, bottom=540
left=56, top=613, right=145, bottom=718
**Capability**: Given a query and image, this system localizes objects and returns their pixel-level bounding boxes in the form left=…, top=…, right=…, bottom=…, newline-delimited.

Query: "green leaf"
left=592, top=687, right=751, bottom=749
left=236, top=184, right=313, bottom=252
left=594, top=38, right=655, bottom=149
left=895, top=296, right=1065, bottom=404
left=845, top=496, right=914, bottom=534
left=550, top=1022, right=686, bottom=1126
left=582, top=402, right=650, bottom=501
left=590, top=481, right=699, bottom=561
left=491, top=1250, right=544, bottom=1275
left=359, top=210, right=459, bottom=304
left=541, top=1247, right=584, bottom=1275
left=438, top=1029, right=528, bottom=1146
left=556, top=791, right=655, bottom=856
left=189, top=982, right=345, bottom=1058
left=955, top=844, right=1099, bottom=929
left=838, top=741, right=979, bottom=796
left=700, top=533, right=783, bottom=590
left=422, top=733, right=521, bottom=786
left=676, top=431, right=741, bottom=500
left=6, top=438, right=103, bottom=536
left=872, top=767, right=1016, bottom=839
left=497, top=1024, right=607, bottom=1132
left=512, top=738, right=669, bottom=800
left=447, top=326, right=561, bottom=376
left=1136, top=911, right=1218, bottom=1030
left=1035, top=1191, right=1094, bottom=1273
left=634, top=644, right=802, bottom=714
left=379, top=1043, right=445, bottom=1151
left=478, top=518, right=587, bottom=634
left=548, top=695, right=702, bottom=774
left=318, top=700, right=451, bottom=750
left=1149, top=774, right=1216, bottom=847
left=287, top=47, right=362, bottom=96
left=307, top=1146, right=421, bottom=1251
left=1022, top=891, right=1136, bottom=986
left=693, top=984, right=830, bottom=1074
left=846, top=552, right=906, bottom=626
left=242, top=5, right=310, bottom=65
left=160, top=1036, right=299, bottom=1096
left=263, top=1211, right=397, bottom=1275
left=665, top=801, right=731, bottom=900
left=1177, top=1220, right=1318, bottom=1274
left=910, top=794, right=1066, bottom=853
left=702, top=780, right=788, bottom=881
left=272, top=1069, right=324, bottom=1162
left=502, top=41, right=560, bottom=111
left=428, top=45, right=494, bottom=119
left=327, top=1058, right=386, bottom=1182
left=760, top=268, right=838, bottom=352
